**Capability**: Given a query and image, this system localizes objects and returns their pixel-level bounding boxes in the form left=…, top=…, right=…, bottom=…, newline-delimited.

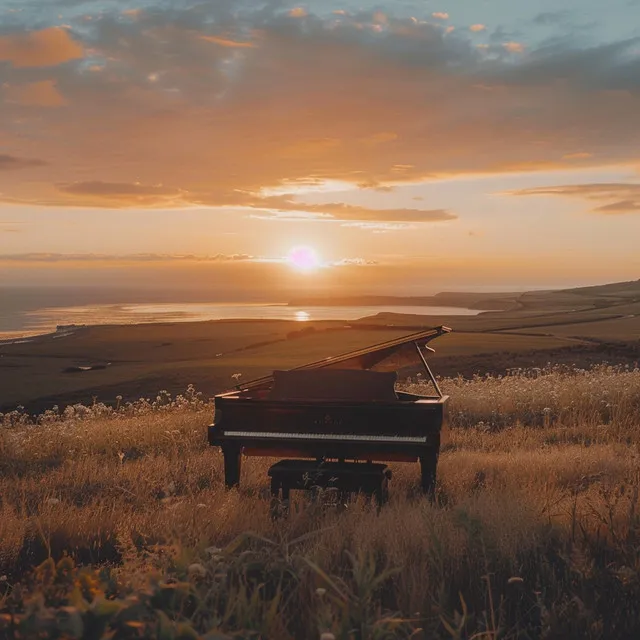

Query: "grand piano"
left=208, top=325, right=451, bottom=494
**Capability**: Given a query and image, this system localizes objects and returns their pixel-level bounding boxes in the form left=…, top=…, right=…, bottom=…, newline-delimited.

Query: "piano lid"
left=237, top=325, right=452, bottom=391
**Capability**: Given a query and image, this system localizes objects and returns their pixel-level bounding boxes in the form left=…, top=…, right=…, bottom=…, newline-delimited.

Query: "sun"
left=287, top=246, right=321, bottom=272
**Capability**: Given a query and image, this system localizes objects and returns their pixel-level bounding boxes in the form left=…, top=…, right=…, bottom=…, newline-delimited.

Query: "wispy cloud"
left=330, top=257, right=379, bottom=266
left=199, top=35, right=257, bottom=49
left=0, top=154, right=47, bottom=170
left=508, top=183, right=640, bottom=213
left=255, top=197, right=456, bottom=224
left=0, top=253, right=260, bottom=263
left=32, top=180, right=458, bottom=224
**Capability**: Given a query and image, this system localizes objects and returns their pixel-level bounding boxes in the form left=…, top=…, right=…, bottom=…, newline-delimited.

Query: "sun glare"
left=287, top=246, right=321, bottom=272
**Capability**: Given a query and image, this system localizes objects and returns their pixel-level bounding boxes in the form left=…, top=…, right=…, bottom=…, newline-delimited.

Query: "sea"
left=0, top=301, right=481, bottom=341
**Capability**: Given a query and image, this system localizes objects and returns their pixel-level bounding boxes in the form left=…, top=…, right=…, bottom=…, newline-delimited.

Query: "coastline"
left=0, top=302, right=482, bottom=343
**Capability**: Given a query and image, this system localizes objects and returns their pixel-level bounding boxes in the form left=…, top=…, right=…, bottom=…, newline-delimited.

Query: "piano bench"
left=267, top=460, right=391, bottom=516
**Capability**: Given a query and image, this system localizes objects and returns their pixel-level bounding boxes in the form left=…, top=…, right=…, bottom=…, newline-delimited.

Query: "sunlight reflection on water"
left=2, top=302, right=481, bottom=339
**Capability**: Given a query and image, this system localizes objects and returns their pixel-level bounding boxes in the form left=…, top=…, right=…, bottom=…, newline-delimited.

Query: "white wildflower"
left=188, top=563, right=207, bottom=579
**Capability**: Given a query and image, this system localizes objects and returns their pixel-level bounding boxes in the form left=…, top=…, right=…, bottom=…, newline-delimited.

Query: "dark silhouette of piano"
left=208, top=325, right=451, bottom=495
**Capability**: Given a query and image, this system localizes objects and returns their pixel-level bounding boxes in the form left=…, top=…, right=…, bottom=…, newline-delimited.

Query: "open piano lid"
left=236, top=325, right=452, bottom=397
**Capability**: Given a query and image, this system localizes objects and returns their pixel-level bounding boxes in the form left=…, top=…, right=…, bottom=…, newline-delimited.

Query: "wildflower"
left=46, top=498, right=60, bottom=505
left=315, top=587, right=326, bottom=597
left=188, top=563, right=207, bottom=579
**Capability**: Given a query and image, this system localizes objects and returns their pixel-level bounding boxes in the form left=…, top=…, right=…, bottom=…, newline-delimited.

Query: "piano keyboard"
left=223, top=431, right=428, bottom=444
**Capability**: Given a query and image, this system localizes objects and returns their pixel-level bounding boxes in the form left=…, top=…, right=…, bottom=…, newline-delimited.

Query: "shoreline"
left=0, top=302, right=482, bottom=343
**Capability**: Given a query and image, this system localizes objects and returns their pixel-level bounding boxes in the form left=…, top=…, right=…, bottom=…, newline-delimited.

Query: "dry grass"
left=1, top=367, right=640, bottom=639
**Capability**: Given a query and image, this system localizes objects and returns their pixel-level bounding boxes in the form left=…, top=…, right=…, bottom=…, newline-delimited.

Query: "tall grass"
left=1, top=366, right=640, bottom=639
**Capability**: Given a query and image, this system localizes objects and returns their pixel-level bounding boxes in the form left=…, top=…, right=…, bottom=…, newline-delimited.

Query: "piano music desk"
left=268, top=459, right=391, bottom=517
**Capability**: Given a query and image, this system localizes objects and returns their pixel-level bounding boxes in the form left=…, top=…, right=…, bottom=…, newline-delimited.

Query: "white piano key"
left=222, top=431, right=427, bottom=444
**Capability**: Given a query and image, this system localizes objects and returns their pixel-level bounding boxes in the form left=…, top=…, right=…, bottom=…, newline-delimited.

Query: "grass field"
left=1, top=365, right=640, bottom=638
left=502, top=316, right=640, bottom=341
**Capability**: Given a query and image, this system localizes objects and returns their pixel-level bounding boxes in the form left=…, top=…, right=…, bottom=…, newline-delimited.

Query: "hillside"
left=1, top=279, right=639, bottom=413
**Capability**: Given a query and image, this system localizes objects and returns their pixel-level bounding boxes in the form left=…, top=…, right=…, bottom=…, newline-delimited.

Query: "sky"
left=1, top=0, right=639, bottom=298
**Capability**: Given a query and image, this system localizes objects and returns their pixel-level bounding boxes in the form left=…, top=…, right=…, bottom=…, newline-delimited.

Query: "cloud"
left=0, top=220, right=24, bottom=233
left=60, top=181, right=181, bottom=197
left=199, top=35, right=257, bottom=48
left=4, top=80, right=67, bottom=107
left=508, top=183, right=640, bottom=214
left=0, top=253, right=259, bottom=263
left=0, top=7, right=639, bottom=211
left=39, top=180, right=457, bottom=223
left=503, top=41, right=525, bottom=53
left=431, top=12, right=449, bottom=20
left=330, top=258, right=379, bottom=266
left=0, top=27, right=83, bottom=67
left=562, top=152, right=594, bottom=160
left=273, top=202, right=455, bottom=223
left=469, top=24, right=487, bottom=33
left=288, top=8, right=308, bottom=18
left=0, top=154, right=46, bottom=170
left=239, top=193, right=456, bottom=223
left=56, top=181, right=186, bottom=207
left=340, top=222, right=417, bottom=232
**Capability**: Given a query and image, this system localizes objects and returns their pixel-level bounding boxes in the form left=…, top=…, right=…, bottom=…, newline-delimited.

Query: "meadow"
left=1, top=364, right=640, bottom=639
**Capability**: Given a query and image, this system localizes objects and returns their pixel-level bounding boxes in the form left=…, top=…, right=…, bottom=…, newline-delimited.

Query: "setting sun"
left=287, top=246, right=321, bottom=272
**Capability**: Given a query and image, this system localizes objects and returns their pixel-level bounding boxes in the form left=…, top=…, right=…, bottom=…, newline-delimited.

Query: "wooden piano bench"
left=267, top=459, right=392, bottom=518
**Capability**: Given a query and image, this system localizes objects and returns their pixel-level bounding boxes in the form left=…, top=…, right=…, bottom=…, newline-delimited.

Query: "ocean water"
left=0, top=302, right=481, bottom=339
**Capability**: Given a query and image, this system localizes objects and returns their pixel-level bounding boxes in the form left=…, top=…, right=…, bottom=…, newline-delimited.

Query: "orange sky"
left=1, top=1, right=639, bottom=295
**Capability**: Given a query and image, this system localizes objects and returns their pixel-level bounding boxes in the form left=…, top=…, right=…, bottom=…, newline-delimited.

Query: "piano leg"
left=419, top=446, right=439, bottom=498
left=270, top=476, right=281, bottom=520
left=222, top=445, right=242, bottom=489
